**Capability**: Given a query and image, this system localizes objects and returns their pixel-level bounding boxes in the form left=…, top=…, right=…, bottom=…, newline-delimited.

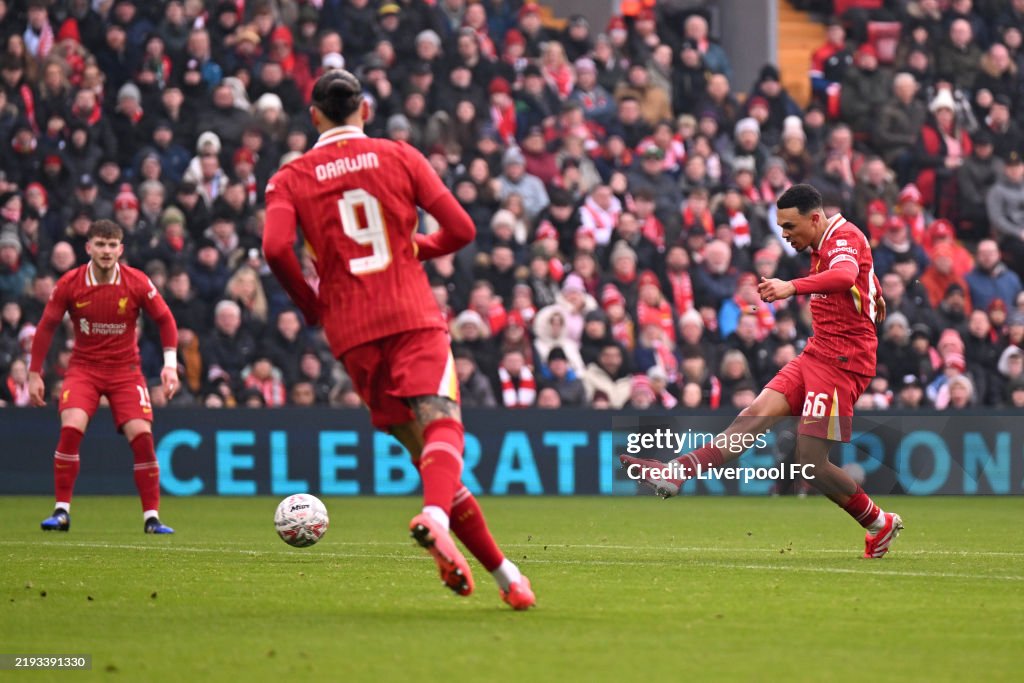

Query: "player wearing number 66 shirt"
left=28, top=219, right=180, bottom=535
left=621, top=185, right=905, bottom=560
left=262, top=69, right=534, bottom=609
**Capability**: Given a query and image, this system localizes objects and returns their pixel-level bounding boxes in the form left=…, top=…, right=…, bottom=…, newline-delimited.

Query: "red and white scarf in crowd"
left=244, top=374, right=286, bottom=407
left=899, top=212, right=927, bottom=245
left=544, top=64, right=575, bottom=99
left=580, top=194, right=621, bottom=245
left=709, top=376, right=721, bottom=409
left=611, top=318, right=635, bottom=351
left=39, top=21, right=54, bottom=58
left=681, top=205, right=714, bottom=236
left=649, top=340, right=679, bottom=383
left=73, top=100, right=102, bottom=127
left=5, top=377, right=31, bottom=406
left=740, top=184, right=762, bottom=204
left=636, top=136, right=686, bottom=173
left=759, top=178, right=791, bottom=205
left=727, top=208, right=751, bottom=247
left=490, top=102, right=517, bottom=145
left=242, top=172, right=258, bottom=206
left=667, top=270, right=693, bottom=314
left=638, top=299, right=676, bottom=343
left=473, top=28, right=497, bottom=60
left=640, top=214, right=665, bottom=249
left=499, top=365, right=536, bottom=408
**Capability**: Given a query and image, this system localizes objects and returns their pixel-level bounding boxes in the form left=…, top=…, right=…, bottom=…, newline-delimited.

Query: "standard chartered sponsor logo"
left=78, top=320, right=127, bottom=335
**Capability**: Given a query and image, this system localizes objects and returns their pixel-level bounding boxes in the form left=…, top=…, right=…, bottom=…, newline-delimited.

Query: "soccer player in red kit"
left=262, top=69, right=535, bottom=609
left=28, top=220, right=180, bottom=534
left=621, top=184, right=904, bottom=558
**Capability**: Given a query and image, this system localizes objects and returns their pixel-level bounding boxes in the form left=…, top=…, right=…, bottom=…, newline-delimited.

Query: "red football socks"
left=130, top=432, right=161, bottom=513
left=842, top=485, right=883, bottom=530
left=449, top=486, right=505, bottom=572
left=674, top=444, right=725, bottom=478
left=54, top=426, right=84, bottom=506
left=419, top=418, right=464, bottom=515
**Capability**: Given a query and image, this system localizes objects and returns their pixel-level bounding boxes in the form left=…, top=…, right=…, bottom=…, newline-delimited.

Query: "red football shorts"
left=764, top=352, right=871, bottom=443
left=342, top=328, right=459, bottom=430
left=59, top=364, right=154, bottom=428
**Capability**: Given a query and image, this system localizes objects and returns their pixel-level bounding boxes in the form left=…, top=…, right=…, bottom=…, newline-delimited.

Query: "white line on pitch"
left=36, top=538, right=1021, bottom=559
left=6, top=541, right=1023, bottom=582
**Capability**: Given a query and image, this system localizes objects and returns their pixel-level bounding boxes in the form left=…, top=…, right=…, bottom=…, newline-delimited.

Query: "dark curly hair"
left=776, top=183, right=823, bottom=214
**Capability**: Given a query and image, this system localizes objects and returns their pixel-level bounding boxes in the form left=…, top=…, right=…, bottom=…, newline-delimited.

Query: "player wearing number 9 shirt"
left=262, top=69, right=534, bottom=609
left=620, top=185, right=904, bottom=559
left=29, top=219, right=180, bottom=535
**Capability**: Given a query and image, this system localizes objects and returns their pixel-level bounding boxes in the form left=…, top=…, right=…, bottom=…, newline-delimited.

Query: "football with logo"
left=274, top=494, right=329, bottom=547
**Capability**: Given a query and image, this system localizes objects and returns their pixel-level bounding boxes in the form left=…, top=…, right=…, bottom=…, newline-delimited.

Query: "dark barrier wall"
left=1, top=408, right=1022, bottom=495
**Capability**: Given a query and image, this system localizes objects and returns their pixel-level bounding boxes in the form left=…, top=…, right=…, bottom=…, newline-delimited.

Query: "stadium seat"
left=826, top=82, right=843, bottom=120
left=867, top=21, right=902, bottom=65
left=833, top=0, right=884, bottom=15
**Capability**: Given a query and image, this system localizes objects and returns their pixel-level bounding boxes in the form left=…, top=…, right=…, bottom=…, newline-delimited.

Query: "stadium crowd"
left=2, top=0, right=1024, bottom=412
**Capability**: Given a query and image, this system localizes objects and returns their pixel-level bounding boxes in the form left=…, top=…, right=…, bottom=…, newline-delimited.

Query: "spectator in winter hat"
left=623, top=373, right=656, bottom=410
left=0, top=230, right=35, bottom=301
left=541, top=346, right=585, bottom=406
left=498, top=147, right=549, bottom=221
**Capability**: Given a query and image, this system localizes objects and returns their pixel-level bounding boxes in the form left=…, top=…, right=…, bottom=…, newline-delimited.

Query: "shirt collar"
left=313, top=125, right=367, bottom=148
left=815, top=213, right=846, bottom=251
left=86, top=261, right=121, bottom=286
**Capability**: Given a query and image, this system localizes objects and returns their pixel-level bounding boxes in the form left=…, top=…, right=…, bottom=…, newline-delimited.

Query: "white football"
left=274, top=494, right=329, bottom=547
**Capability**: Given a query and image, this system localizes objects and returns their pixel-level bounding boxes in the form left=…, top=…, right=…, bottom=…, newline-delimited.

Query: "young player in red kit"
left=262, top=69, right=535, bottom=609
left=621, top=184, right=904, bottom=558
left=28, top=220, right=180, bottom=534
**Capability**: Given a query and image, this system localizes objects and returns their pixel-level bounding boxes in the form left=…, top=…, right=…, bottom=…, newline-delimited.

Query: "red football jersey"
left=803, top=213, right=879, bottom=377
left=265, top=125, right=449, bottom=357
left=39, top=262, right=170, bottom=370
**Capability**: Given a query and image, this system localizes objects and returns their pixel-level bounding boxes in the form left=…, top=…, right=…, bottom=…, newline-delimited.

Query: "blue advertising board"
left=1, top=408, right=1021, bottom=495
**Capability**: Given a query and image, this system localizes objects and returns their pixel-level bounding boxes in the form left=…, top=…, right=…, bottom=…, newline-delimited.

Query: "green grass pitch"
left=2, top=496, right=1023, bottom=682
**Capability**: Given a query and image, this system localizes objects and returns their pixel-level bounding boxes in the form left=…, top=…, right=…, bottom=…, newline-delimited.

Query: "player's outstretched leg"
left=795, top=435, right=903, bottom=558
left=41, top=424, right=85, bottom=531
left=449, top=486, right=535, bottom=610
left=403, top=402, right=474, bottom=596
left=620, top=390, right=790, bottom=497
left=125, top=422, right=174, bottom=534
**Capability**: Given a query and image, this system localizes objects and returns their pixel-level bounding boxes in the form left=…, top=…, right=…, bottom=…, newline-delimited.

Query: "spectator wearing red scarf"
left=268, top=25, right=312, bottom=105
left=664, top=244, right=695, bottom=314
left=635, top=270, right=674, bottom=342
left=242, top=358, right=287, bottom=407
left=488, top=77, right=517, bottom=145
left=896, top=183, right=930, bottom=244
